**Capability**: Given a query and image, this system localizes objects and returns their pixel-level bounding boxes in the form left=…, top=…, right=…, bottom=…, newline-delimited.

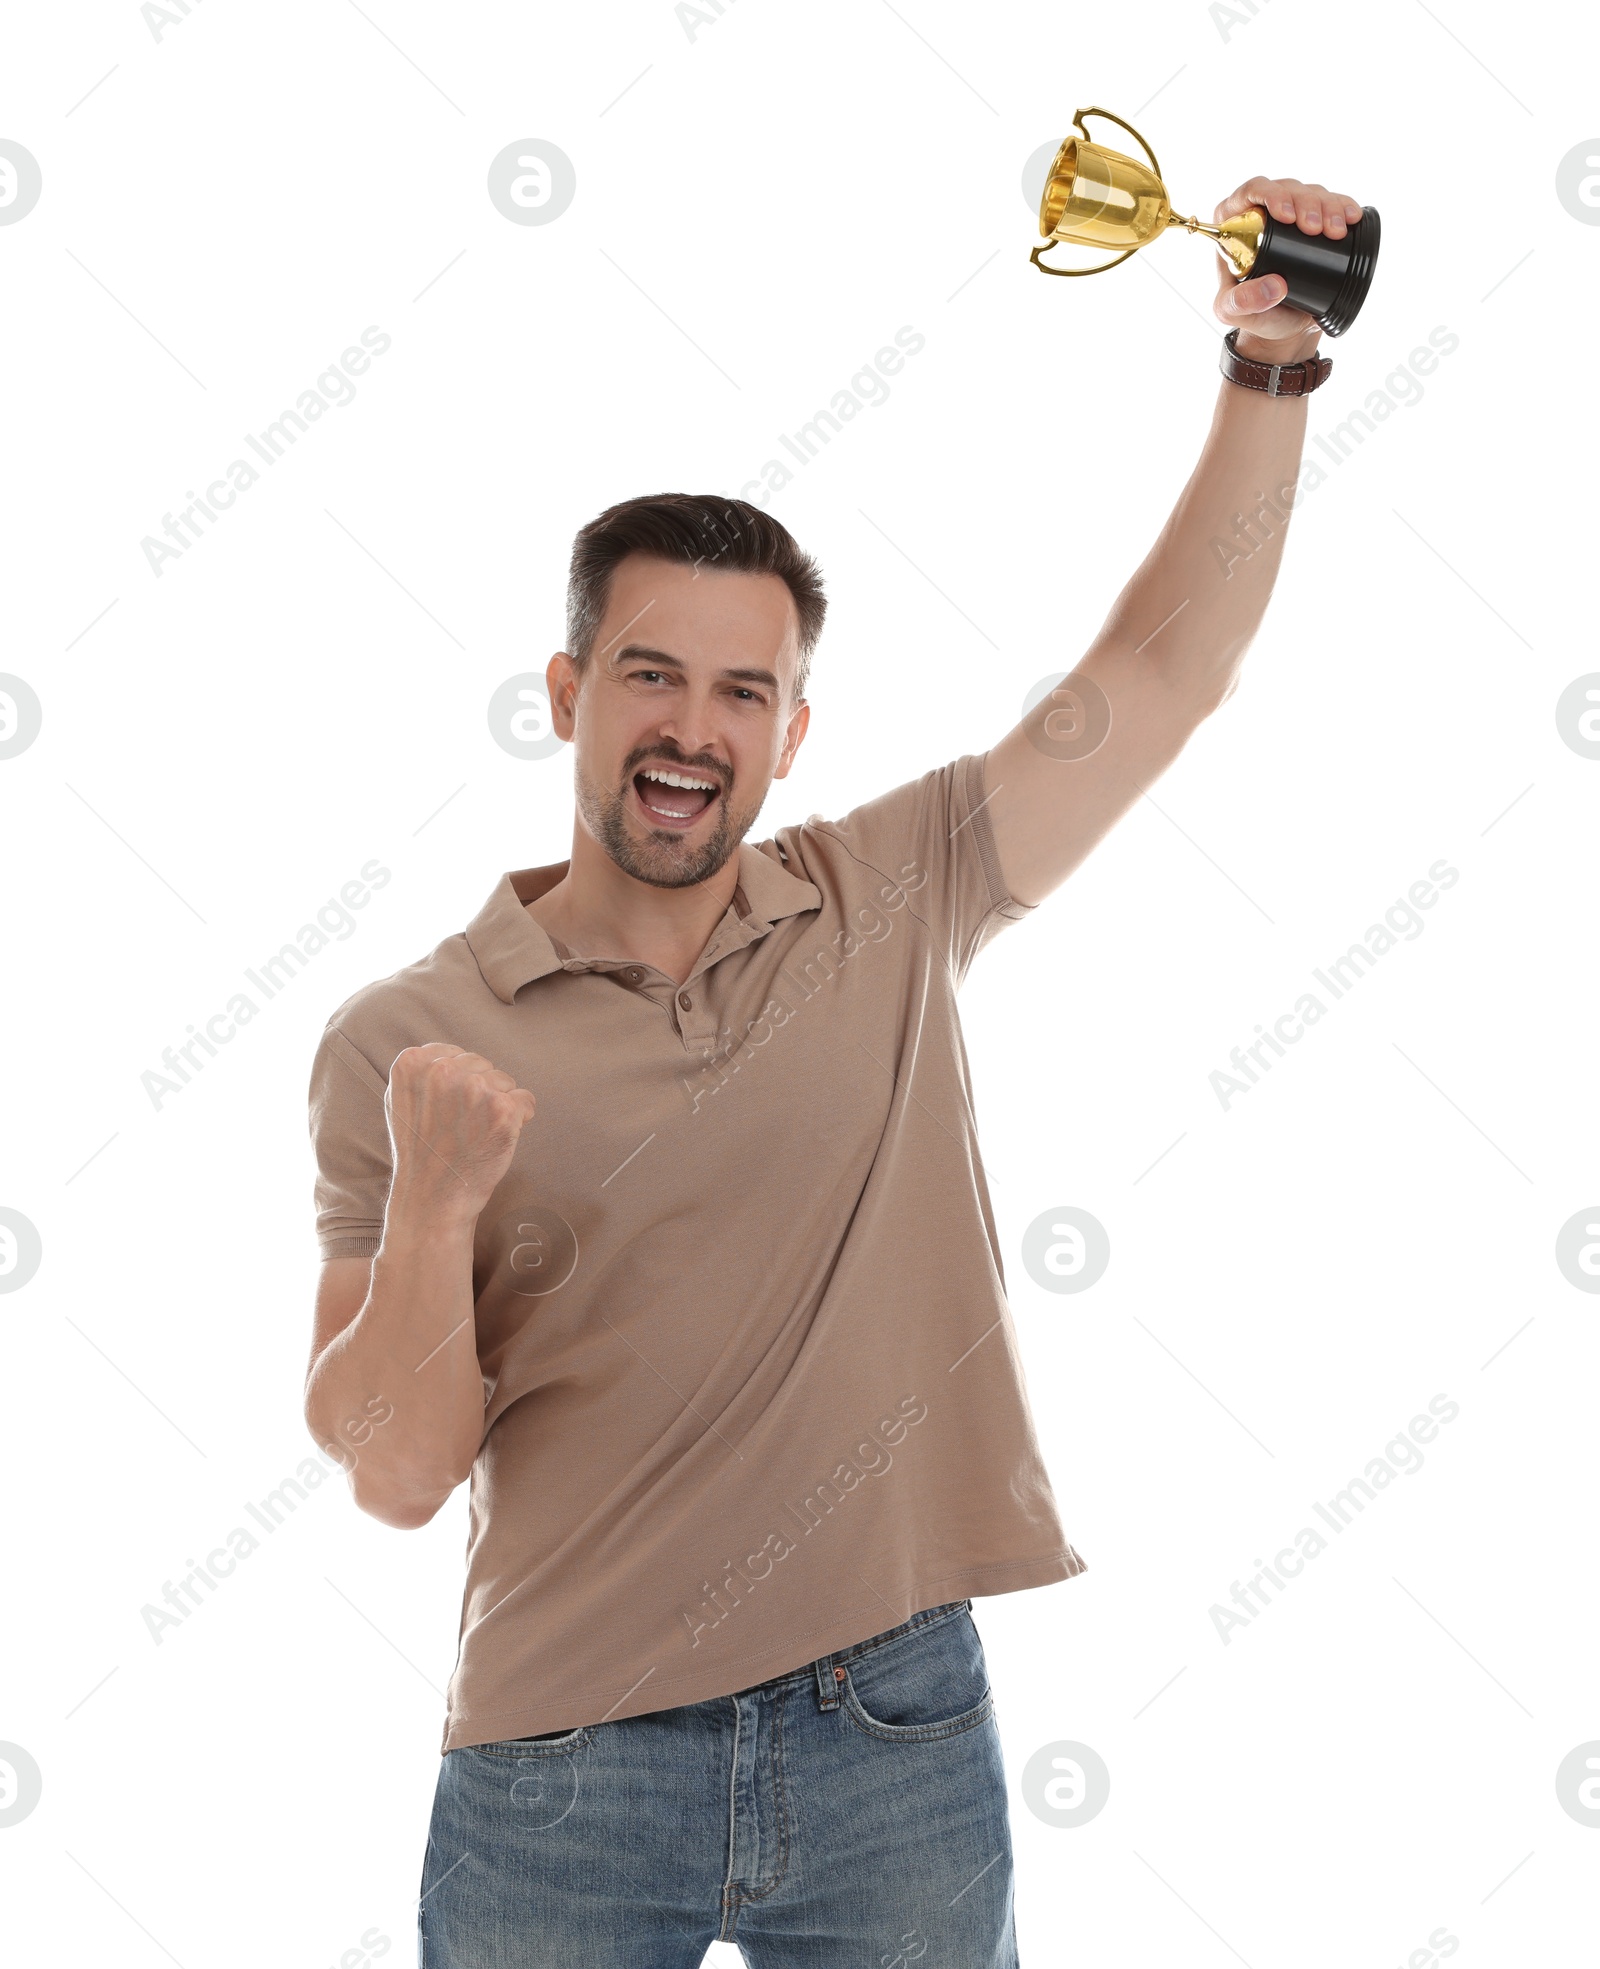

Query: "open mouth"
left=631, top=766, right=722, bottom=830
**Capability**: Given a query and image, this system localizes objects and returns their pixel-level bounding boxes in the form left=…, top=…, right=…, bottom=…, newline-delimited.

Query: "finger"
left=1296, top=183, right=1353, bottom=237
left=1214, top=175, right=1293, bottom=224
left=1294, top=186, right=1327, bottom=234
left=1214, top=177, right=1268, bottom=222
left=1219, top=272, right=1288, bottom=319
left=1214, top=278, right=1317, bottom=342
left=444, top=1051, right=501, bottom=1080
left=502, top=1089, right=537, bottom=1131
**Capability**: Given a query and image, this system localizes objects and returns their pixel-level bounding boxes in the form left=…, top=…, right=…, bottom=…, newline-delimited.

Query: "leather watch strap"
left=1219, top=328, right=1332, bottom=397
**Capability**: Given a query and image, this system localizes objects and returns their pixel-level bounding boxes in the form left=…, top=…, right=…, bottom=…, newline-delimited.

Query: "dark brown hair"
left=565, top=493, right=827, bottom=704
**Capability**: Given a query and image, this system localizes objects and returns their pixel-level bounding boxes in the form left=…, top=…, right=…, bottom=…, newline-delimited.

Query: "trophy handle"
left=1030, top=240, right=1138, bottom=278
left=1070, top=105, right=1162, bottom=182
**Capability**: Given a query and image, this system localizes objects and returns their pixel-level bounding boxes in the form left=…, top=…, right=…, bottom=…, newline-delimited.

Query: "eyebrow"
left=608, top=643, right=781, bottom=692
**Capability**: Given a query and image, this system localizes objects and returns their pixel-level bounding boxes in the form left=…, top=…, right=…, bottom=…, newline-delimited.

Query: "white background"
left=3, top=1, right=1597, bottom=1964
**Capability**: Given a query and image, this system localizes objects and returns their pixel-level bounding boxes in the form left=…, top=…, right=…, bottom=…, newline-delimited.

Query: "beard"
left=575, top=759, right=760, bottom=891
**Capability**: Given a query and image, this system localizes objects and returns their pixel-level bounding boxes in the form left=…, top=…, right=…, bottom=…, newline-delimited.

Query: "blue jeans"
left=418, top=1599, right=1018, bottom=1966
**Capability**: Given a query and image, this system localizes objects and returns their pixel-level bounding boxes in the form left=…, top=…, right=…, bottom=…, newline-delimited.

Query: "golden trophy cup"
left=1032, top=106, right=1379, bottom=335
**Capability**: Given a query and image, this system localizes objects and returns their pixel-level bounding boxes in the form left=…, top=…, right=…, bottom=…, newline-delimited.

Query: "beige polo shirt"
left=308, top=749, right=1086, bottom=1753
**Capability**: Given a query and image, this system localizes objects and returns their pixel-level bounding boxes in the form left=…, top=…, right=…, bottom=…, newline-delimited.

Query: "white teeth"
left=641, top=767, right=718, bottom=791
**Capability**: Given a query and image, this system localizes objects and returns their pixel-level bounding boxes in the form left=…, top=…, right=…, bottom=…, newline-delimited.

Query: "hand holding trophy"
left=1207, top=174, right=1369, bottom=367
left=1032, top=107, right=1379, bottom=337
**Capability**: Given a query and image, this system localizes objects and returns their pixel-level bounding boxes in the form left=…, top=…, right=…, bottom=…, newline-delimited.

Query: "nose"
left=651, top=698, right=727, bottom=775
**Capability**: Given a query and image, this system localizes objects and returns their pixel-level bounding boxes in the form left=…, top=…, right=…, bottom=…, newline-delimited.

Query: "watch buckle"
left=1265, top=362, right=1283, bottom=397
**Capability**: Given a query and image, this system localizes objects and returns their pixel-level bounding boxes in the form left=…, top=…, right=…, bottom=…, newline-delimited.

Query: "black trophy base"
left=1250, top=204, right=1380, bottom=337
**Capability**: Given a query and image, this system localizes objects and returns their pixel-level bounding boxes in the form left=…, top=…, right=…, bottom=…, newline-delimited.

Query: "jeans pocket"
left=469, top=1723, right=594, bottom=1757
left=841, top=1606, right=996, bottom=1742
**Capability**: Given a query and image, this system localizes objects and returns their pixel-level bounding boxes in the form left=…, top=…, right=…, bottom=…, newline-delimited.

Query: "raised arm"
left=985, top=175, right=1364, bottom=908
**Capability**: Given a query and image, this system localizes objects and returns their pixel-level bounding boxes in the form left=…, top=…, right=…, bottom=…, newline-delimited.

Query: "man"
left=305, top=174, right=1362, bottom=1965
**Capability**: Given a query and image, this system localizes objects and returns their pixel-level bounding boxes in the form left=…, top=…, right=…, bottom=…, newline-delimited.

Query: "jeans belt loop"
left=814, top=1651, right=841, bottom=1711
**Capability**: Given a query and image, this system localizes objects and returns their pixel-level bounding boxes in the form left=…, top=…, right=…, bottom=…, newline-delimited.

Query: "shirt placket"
left=600, top=911, right=766, bottom=1059
left=673, top=913, right=755, bottom=1057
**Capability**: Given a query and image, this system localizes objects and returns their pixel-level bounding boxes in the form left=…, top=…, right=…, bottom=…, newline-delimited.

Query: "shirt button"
left=678, top=990, right=693, bottom=1011
left=624, top=966, right=644, bottom=985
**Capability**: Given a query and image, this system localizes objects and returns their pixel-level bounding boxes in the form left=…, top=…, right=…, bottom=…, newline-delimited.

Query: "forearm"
left=305, top=1203, right=485, bottom=1526
left=984, top=176, right=1364, bottom=909
left=1093, top=321, right=1322, bottom=711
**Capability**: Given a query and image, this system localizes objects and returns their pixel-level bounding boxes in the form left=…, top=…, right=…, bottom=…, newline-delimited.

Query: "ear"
left=773, top=697, right=811, bottom=779
left=547, top=652, right=580, bottom=738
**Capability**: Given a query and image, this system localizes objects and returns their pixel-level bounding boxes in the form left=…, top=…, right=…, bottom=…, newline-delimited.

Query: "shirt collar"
left=464, top=842, right=823, bottom=1006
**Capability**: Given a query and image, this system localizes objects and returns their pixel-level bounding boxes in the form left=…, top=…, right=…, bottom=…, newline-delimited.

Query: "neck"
left=524, top=822, right=741, bottom=986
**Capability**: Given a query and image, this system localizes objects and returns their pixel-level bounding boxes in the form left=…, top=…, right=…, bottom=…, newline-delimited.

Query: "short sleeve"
left=307, top=1022, right=393, bottom=1261
left=817, top=750, right=1036, bottom=983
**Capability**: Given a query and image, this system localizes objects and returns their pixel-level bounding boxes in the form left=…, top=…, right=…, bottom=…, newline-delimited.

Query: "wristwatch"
left=1219, top=328, right=1332, bottom=397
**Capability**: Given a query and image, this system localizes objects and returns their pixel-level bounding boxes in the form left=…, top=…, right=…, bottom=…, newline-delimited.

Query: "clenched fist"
left=1212, top=175, right=1365, bottom=364
left=385, top=1042, right=537, bottom=1226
